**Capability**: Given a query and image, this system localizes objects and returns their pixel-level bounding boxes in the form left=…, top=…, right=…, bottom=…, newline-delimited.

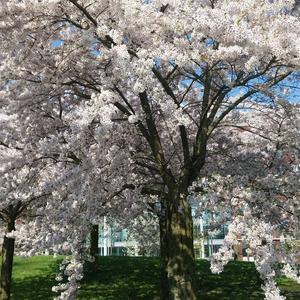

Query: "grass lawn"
left=6, top=256, right=300, bottom=299
left=10, top=256, right=63, bottom=300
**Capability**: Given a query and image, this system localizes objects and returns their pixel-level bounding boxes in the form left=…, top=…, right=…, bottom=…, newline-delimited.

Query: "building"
left=92, top=212, right=228, bottom=258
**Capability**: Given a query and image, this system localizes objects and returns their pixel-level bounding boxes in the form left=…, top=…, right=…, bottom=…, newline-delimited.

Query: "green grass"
left=6, top=256, right=300, bottom=299
left=10, top=256, right=63, bottom=300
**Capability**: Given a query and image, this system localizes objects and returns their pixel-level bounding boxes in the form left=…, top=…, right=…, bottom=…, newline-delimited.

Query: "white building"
left=94, top=213, right=227, bottom=258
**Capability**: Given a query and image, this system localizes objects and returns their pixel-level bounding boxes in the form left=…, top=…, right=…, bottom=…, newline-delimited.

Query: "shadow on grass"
left=5, top=256, right=300, bottom=300
left=79, top=258, right=265, bottom=300
left=196, top=260, right=264, bottom=300
left=277, top=276, right=300, bottom=300
left=10, top=256, right=63, bottom=300
left=79, top=258, right=300, bottom=300
left=79, top=257, right=160, bottom=300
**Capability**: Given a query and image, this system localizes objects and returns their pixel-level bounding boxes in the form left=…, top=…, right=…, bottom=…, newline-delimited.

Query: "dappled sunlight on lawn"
left=2, top=256, right=300, bottom=299
left=10, top=256, right=63, bottom=300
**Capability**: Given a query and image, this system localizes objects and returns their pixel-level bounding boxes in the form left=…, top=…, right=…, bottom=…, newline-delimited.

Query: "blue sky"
left=51, top=38, right=300, bottom=104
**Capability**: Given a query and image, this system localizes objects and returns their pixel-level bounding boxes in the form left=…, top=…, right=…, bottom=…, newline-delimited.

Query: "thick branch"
left=139, top=91, right=176, bottom=186
left=179, top=125, right=190, bottom=165
left=152, top=67, right=178, bottom=106
left=68, top=0, right=98, bottom=27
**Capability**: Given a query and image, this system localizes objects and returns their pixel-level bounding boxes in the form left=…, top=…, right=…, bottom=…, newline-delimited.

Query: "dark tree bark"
left=294, top=209, right=300, bottom=264
left=90, top=224, right=99, bottom=259
left=0, top=219, right=15, bottom=300
left=159, top=209, right=169, bottom=299
left=89, top=225, right=99, bottom=271
left=165, top=192, right=196, bottom=300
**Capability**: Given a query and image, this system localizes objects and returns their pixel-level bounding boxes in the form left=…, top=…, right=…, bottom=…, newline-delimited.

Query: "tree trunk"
left=159, top=213, right=169, bottom=300
left=90, top=225, right=99, bottom=271
left=233, top=244, right=243, bottom=261
left=165, top=192, right=196, bottom=300
left=294, top=209, right=300, bottom=264
left=0, top=220, right=15, bottom=300
left=295, top=209, right=300, bottom=240
left=90, top=225, right=99, bottom=259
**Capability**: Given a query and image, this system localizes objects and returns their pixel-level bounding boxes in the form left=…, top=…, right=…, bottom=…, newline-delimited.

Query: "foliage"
left=1, top=0, right=300, bottom=298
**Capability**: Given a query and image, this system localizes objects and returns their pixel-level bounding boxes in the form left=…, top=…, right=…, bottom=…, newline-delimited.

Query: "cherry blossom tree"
left=190, top=102, right=300, bottom=300
left=0, top=98, right=55, bottom=299
left=1, top=1, right=300, bottom=299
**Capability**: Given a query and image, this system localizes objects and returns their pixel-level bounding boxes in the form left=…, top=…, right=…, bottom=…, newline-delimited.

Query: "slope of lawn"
left=5, top=256, right=300, bottom=299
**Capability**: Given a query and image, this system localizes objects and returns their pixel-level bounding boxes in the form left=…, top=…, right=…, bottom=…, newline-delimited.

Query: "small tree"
left=0, top=115, right=52, bottom=300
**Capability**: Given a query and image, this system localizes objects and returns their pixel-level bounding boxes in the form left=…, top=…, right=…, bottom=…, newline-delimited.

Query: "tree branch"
left=68, top=0, right=98, bottom=27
